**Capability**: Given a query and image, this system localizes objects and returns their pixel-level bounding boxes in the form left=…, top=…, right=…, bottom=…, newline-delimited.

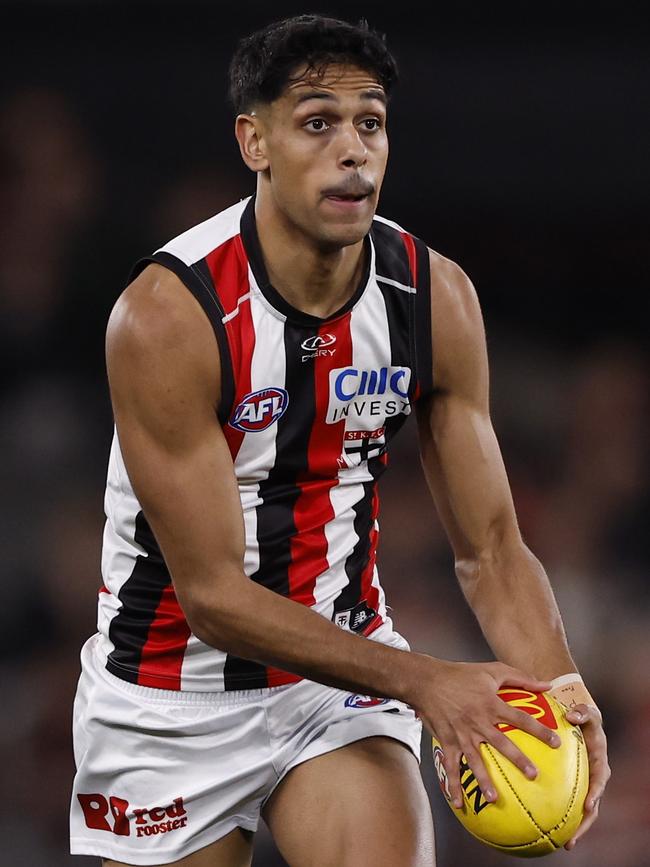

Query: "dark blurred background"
left=1, top=1, right=648, bottom=865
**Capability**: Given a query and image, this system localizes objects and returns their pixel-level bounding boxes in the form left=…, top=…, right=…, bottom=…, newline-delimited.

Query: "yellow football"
left=431, top=689, right=589, bottom=857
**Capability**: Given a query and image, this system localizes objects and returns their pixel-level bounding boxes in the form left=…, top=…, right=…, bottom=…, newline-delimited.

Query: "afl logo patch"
left=344, top=694, right=389, bottom=709
left=229, top=387, right=289, bottom=432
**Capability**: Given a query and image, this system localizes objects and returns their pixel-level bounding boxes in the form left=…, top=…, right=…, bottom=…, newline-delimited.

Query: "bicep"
left=106, top=265, right=246, bottom=614
left=417, top=251, right=521, bottom=561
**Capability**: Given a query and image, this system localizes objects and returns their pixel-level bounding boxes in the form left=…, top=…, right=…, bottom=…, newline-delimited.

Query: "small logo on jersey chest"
left=229, top=387, right=289, bottom=432
left=301, top=333, right=337, bottom=362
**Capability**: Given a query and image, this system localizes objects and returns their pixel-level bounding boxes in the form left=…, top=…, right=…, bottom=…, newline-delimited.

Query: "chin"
left=317, top=215, right=374, bottom=250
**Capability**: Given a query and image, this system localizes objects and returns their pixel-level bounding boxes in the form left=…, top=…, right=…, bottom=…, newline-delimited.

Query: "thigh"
left=102, top=826, right=254, bottom=867
left=263, top=736, right=435, bottom=867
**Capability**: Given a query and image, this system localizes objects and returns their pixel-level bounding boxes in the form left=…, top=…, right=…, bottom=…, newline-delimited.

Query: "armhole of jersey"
left=411, top=238, right=434, bottom=400
left=128, top=252, right=235, bottom=426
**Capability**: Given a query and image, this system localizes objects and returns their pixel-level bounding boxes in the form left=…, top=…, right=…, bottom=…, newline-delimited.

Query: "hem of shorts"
left=262, top=713, right=422, bottom=808
left=70, top=815, right=259, bottom=865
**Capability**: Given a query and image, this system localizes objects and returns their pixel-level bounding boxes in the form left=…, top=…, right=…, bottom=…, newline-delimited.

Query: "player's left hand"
left=563, top=703, right=610, bottom=850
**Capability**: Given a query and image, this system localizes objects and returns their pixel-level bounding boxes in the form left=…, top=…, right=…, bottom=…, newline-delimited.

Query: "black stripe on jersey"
left=106, top=511, right=170, bottom=682
left=413, top=238, right=434, bottom=399
left=332, top=457, right=385, bottom=618
left=127, top=252, right=235, bottom=426
left=371, top=220, right=413, bottom=292
left=222, top=319, right=315, bottom=690
left=373, top=221, right=417, bottom=444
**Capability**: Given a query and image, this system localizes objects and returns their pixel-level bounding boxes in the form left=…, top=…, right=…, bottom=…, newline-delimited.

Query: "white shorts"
left=70, top=633, right=422, bottom=865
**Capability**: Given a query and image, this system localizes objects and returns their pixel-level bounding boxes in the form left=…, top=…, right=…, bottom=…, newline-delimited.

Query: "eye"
left=361, top=118, right=383, bottom=132
left=305, top=118, right=330, bottom=133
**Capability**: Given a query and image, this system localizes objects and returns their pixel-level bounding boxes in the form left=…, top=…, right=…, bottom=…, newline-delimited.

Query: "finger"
left=500, top=704, right=561, bottom=748
left=441, top=745, right=464, bottom=809
left=566, top=704, right=603, bottom=729
left=493, top=664, right=552, bottom=694
left=583, top=760, right=611, bottom=812
left=487, top=730, right=539, bottom=780
left=565, top=800, right=600, bottom=849
left=461, top=742, right=497, bottom=804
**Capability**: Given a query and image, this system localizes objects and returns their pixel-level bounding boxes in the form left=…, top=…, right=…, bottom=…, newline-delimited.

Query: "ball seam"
left=483, top=742, right=554, bottom=847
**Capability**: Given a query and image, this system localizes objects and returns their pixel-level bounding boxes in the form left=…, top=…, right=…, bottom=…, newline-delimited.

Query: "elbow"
left=177, top=577, right=249, bottom=654
left=454, top=530, right=529, bottom=605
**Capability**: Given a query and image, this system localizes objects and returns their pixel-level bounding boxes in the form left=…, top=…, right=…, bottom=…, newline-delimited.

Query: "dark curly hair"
left=228, top=14, right=398, bottom=114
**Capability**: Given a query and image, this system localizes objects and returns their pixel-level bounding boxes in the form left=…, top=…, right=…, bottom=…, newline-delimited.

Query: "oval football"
left=431, top=689, right=589, bottom=857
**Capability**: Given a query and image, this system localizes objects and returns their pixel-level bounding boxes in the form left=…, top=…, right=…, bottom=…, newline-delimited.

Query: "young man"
left=70, top=14, right=609, bottom=867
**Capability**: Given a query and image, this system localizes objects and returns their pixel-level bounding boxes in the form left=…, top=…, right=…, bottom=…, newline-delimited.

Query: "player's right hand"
left=413, top=658, right=560, bottom=808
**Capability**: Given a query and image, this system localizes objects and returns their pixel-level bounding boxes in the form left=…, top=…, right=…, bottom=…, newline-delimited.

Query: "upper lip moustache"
left=322, top=179, right=375, bottom=199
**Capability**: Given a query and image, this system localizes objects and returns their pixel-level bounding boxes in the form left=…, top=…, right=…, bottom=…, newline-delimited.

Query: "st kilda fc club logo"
left=229, top=387, right=289, bottom=432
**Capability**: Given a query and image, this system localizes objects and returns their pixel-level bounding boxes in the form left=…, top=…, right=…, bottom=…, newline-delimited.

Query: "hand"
left=415, top=658, right=561, bottom=808
left=563, top=704, right=610, bottom=849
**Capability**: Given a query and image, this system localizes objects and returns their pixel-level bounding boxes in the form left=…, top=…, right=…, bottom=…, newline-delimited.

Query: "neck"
left=254, top=193, right=367, bottom=320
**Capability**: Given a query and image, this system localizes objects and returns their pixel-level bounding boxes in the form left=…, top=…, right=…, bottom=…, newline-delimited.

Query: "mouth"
left=325, top=193, right=369, bottom=203
left=322, top=179, right=375, bottom=205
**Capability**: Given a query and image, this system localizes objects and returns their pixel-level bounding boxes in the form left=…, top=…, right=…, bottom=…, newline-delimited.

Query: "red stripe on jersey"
left=210, top=235, right=256, bottom=461
left=137, top=584, right=192, bottom=689
left=287, top=316, right=353, bottom=606
left=401, top=232, right=418, bottom=285
left=205, top=235, right=248, bottom=315
left=265, top=667, right=303, bottom=687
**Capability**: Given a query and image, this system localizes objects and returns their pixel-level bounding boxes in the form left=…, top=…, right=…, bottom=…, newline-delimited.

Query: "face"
left=239, top=63, right=389, bottom=250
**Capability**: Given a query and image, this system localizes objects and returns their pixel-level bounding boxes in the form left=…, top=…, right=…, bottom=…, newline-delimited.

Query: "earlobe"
left=235, top=115, right=269, bottom=173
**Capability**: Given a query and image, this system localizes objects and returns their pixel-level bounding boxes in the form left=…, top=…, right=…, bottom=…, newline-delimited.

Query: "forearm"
left=457, top=541, right=578, bottom=680
left=184, top=573, right=433, bottom=701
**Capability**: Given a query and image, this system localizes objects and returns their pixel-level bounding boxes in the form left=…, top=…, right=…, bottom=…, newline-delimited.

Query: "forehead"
left=281, top=63, right=386, bottom=106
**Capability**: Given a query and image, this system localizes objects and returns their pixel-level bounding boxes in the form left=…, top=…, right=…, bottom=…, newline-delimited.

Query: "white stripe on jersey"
left=222, top=291, right=252, bottom=323
left=97, top=433, right=148, bottom=658
left=158, top=197, right=251, bottom=266
left=376, top=275, right=416, bottom=294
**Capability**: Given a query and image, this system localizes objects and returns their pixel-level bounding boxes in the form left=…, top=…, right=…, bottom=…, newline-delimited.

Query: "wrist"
left=549, top=672, right=599, bottom=715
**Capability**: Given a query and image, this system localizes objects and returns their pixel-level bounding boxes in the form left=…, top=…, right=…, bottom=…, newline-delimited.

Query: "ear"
left=234, top=114, right=269, bottom=173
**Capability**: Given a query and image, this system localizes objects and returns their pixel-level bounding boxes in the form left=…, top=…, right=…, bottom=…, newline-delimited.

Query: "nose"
left=337, top=122, right=367, bottom=169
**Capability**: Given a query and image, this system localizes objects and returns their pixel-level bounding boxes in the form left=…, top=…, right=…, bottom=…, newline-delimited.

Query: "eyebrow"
left=293, top=88, right=387, bottom=107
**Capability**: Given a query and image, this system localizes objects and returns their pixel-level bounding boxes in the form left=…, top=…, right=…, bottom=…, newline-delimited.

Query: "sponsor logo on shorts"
left=344, top=694, right=390, bottom=709
left=326, top=366, right=411, bottom=425
left=77, top=794, right=188, bottom=838
left=229, top=387, right=289, bottom=432
left=301, top=333, right=337, bottom=362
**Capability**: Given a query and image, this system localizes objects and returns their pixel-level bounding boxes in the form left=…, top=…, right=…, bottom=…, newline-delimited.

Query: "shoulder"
left=425, top=247, right=488, bottom=396
left=106, top=263, right=219, bottom=402
left=427, top=247, right=482, bottom=332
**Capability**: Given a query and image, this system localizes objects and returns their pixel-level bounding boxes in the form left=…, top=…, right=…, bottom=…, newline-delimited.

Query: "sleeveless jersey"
left=96, top=196, right=433, bottom=691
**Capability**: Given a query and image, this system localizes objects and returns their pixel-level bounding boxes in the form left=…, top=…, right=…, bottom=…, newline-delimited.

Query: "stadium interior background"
left=2, top=1, right=648, bottom=864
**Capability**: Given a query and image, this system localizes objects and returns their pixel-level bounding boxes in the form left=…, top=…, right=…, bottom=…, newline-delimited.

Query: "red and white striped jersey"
left=96, top=196, right=433, bottom=691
